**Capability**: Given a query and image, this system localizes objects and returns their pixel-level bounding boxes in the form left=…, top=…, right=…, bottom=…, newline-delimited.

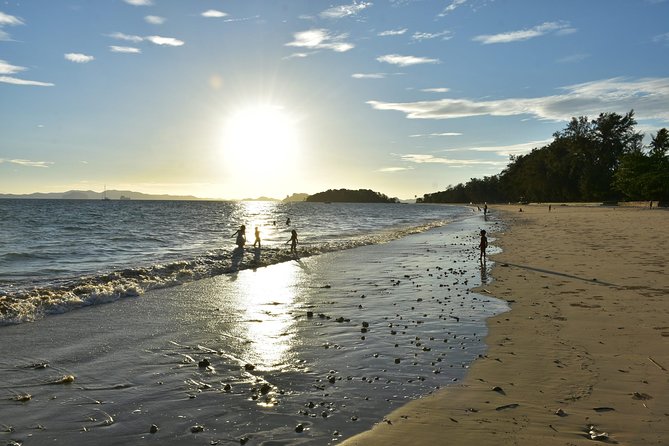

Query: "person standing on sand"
left=479, top=229, right=488, bottom=262
left=232, top=225, right=246, bottom=248
left=253, top=226, right=261, bottom=248
left=286, top=229, right=298, bottom=253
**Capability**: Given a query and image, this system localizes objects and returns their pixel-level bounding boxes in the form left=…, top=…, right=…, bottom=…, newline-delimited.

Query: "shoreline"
left=341, top=204, right=669, bottom=445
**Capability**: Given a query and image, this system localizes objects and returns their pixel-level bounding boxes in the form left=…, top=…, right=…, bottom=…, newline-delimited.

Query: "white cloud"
left=400, top=154, right=506, bottom=167
left=123, top=0, right=153, bottom=5
left=439, top=0, right=468, bottom=16
left=320, top=1, right=372, bottom=19
left=378, top=28, right=407, bottom=36
left=145, top=15, right=165, bottom=25
left=557, top=53, right=589, bottom=64
left=110, top=45, right=141, bottom=53
left=352, top=73, right=386, bottom=79
left=412, top=30, right=453, bottom=41
left=0, top=76, right=54, bottom=86
left=463, top=139, right=553, bottom=156
left=421, top=87, right=450, bottom=93
left=0, top=59, right=26, bottom=74
left=473, top=21, right=573, bottom=44
left=286, top=29, right=354, bottom=52
left=379, top=166, right=414, bottom=172
left=283, top=52, right=310, bottom=60
left=109, top=32, right=144, bottom=42
left=0, top=11, right=24, bottom=26
left=0, top=158, right=53, bottom=167
left=367, top=77, right=669, bottom=123
left=65, top=53, right=95, bottom=63
left=377, top=54, right=439, bottom=66
left=145, top=35, right=184, bottom=46
left=202, top=10, right=228, bottom=18
left=653, top=32, right=669, bottom=45
left=409, top=132, right=462, bottom=137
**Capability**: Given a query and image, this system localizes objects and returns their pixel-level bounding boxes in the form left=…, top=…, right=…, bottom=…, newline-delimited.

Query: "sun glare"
left=221, top=105, right=300, bottom=176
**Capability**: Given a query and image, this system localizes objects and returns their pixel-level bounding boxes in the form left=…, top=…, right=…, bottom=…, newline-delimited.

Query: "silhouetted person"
left=232, top=225, right=246, bottom=248
left=286, top=229, right=298, bottom=253
left=479, top=229, right=488, bottom=263
left=483, top=203, right=488, bottom=216
left=286, top=217, right=291, bottom=226
left=253, top=226, right=261, bottom=248
left=549, top=204, right=552, bottom=212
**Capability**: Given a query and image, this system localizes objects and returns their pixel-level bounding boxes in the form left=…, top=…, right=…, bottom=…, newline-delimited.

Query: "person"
left=286, top=229, right=298, bottom=253
left=232, top=225, right=246, bottom=248
left=549, top=204, right=552, bottom=212
left=483, top=203, right=488, bottom=216
left=286, top=217, right=291, bottom=226
left=253, top=226, right=261, bottom=248
left=479, top=229, right=488, bottom=263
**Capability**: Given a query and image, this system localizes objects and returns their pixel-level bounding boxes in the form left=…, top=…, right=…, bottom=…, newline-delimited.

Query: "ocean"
left=0, top=199, right=507, bottom=445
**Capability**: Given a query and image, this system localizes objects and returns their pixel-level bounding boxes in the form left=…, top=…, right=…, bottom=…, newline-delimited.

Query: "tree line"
left=418, top=111, right=669, bottom=205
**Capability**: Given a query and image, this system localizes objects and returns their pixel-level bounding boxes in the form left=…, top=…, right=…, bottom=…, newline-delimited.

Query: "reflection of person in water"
left=232, top=225, right=246, bottom=248
left=253, top=226, right=261, bottom=248
left=286, top=229, right=298, bottom=253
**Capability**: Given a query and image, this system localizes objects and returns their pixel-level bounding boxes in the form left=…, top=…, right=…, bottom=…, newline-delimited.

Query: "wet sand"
left=341, top=205, right=669, bottom=445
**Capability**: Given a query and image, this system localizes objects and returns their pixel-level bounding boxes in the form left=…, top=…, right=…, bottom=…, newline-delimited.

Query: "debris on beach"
left=11, top=393, right=32, bottom=402
left=495, top=403, right=519, bottom=411
left=149, top=424, right=159, bottom=434
left=46, top=374, right=75, bottom=384
left=555, top=408, right=567, bottom=417
left=190, top=424, right=204, bottom=433
left=587, top=425, right=609, bottom=441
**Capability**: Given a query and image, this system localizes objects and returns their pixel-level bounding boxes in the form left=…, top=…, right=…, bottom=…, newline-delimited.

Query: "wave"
left=0, top=220, right=451, bottom=326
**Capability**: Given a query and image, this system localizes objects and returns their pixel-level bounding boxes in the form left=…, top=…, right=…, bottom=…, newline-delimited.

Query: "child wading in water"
left=287, top=229, right=298, bottom=253
left=479, top=229, right=488, bottom=262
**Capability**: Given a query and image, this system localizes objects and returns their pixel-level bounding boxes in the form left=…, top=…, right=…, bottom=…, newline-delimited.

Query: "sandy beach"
left=341, top=205, right=669, bottom=445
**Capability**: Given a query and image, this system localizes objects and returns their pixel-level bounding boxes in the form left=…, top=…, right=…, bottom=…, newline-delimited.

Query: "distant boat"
left=102, top=186, right=111, bottom=201
left=119, top=195, right=131, bottom=201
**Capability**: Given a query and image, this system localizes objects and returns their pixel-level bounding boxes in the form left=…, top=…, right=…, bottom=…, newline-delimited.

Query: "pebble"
left=149, top=424, right=159, bottom=434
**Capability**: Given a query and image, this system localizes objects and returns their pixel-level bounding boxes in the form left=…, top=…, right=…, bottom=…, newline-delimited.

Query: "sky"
left=1, top=0, right=668, bottom=200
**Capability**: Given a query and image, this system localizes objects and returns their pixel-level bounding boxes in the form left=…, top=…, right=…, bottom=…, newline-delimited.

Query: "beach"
left=341, top=205, right=669, bottom=445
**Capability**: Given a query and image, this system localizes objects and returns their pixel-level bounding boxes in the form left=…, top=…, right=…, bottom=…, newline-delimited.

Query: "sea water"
left=0, top=199, right=470, bottom=325
left=0, top=199, right=507, bottom=445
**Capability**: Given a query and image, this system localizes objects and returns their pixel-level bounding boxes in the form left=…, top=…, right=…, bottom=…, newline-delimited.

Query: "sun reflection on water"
left=226, top=261, right=300, bottom=371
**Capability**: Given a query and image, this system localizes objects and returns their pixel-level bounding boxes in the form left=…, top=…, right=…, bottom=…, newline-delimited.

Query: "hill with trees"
left=418, top=111, right=668, bottom=205
left=306, top=188, right=399, bottom=203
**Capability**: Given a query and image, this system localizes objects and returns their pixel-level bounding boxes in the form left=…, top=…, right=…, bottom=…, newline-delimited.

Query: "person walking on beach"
left=286, top=229, right=298, bottom=253
left=479, top=229, right=488, bottom=262
left=232, top=225, right=246, bottom=248
left=253, top=226, right=261, bottom=248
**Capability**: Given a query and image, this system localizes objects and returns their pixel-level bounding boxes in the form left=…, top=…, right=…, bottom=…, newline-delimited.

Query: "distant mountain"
left=306, top=188, right=399, bottom=203
left=0, top=189, right=203, bottom=201
left=240, top=196, right=280, bottom=202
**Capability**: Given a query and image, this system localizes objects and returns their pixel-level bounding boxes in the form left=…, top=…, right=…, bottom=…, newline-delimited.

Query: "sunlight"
left=220, top=104, right=300, bottom=176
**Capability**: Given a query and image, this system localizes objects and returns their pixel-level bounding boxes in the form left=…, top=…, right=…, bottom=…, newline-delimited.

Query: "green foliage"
left=306, top=188, right=399, bottom=203
left=420, top=110, right=668, bottom=204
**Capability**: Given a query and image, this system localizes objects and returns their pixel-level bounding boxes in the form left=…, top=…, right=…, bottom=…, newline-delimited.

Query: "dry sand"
left=341, top=204, right=669, bottom=445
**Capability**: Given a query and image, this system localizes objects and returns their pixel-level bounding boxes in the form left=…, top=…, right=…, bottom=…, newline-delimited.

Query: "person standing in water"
left=253, top=226, right=261, bottom=248
left=286, top=229, right=298, bottom=253
left=232, top=225, right=246, bottom=248
left=479, top=229, right=488, bottom=262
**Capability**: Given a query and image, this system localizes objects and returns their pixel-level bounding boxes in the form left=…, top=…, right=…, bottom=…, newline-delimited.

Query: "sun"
left=220, top=104, right=300, bottom=176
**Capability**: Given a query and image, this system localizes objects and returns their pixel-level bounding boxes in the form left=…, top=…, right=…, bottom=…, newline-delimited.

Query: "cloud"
left=378, top=28, right=407, bottom=36
left=286, top=29, right=354, bottom=52
left=0, top=158, right=53, bottom=168
left=202, top=10, right=228, bottom=18
left=352, top=73, right=386, bottom=79
left=145, top=35, right=184, bottom=46
left=65, top=53, right=94, bottom=63
left=144, top=15, right=165, bottom=25
left=412, top=30, right=453, bottom=41
left=439, top=0, right=468, bottom=16
left=400, top=154, right=506, bottom=167
left=367, top=77, right=669, bottom=123
left=0, top=59, right=53, bottom=86
left=123, top=0, right=153, bottom=5
left=320, top=1, right=372, bottom=19
left=473, top=21, right=574, bottom=44
left=653, top=32, right=669, bottom=45
left=0, top=10, right=24, bottom=40
left=409, top=132, right=462, bottom=137
left=377, top=54, right=439, bottom=66
left=421, top=87, right=450, bottom=93
left=556, top=53, right=589, bottom=63
left=110, top=45, right=141, bottom=53
left=0, top=59, right=26, bottom=75
left=0, top=76, right=54, bottom=86
left=463, top=139, right=553, bottom=156
left=108, top=31, right=144, bottom=42
left=378, top=166, right=414, bottom=172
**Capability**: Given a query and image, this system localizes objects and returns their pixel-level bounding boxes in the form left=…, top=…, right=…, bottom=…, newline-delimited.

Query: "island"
left=306, top=188, right=399, bottom=203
